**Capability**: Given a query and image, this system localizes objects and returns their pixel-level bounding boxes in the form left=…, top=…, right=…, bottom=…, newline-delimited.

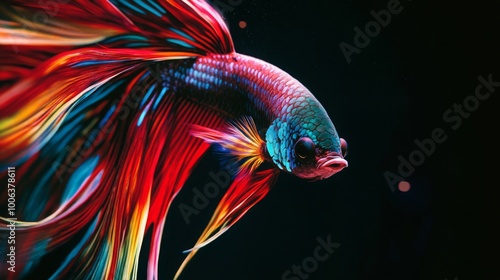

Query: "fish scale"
left=157, top=53, right=336, bottom=145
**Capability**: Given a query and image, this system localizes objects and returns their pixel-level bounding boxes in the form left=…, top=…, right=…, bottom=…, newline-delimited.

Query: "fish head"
left=265, top=95, right=348, bottom=181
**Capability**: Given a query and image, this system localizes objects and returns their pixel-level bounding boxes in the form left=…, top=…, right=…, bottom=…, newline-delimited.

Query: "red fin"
left=0, top=47, right=198, bottom=164
left=0, top=0, right=234, bottom=78
left=0, top=64, right=227, bottom=278
left=144, top=98, right=227, bottom=280
left=0, top=0, right=235, bottom=278
left=174, top=167, right=280, bottom=280
left=1, top=0, right=234, bottom=51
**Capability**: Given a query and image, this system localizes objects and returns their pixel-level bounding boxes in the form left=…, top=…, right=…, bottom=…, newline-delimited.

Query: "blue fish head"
left=265, top=95, right=348, bottom=180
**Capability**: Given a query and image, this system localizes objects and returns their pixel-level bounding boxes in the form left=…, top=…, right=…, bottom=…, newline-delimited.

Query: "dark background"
left=160, top=1, right=499, bottom=280
left=17, top=0, right=498, bottom=279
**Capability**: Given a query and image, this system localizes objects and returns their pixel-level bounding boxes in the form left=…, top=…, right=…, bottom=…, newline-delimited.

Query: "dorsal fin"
left=0, top=0, right=234, bottom=53
left=0, top=0, right=235, bottom=83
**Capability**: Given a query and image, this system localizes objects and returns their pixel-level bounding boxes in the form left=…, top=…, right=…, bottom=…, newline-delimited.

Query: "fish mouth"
left=294, top=152, right=348, bottom=181
left=317, top=152, right=348, bottom=173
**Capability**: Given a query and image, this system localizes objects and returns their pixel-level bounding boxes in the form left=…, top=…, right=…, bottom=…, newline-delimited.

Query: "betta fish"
left=0, top=0, right=348, bottom=279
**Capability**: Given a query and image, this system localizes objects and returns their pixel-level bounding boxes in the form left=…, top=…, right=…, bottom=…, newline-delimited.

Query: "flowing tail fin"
left=0, top=0, right=234, bottom=279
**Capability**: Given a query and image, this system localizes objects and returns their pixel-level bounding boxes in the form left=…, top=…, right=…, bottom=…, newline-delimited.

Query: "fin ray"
left=191, top=116, right=266, bottom=175
left=174, top=167, right=280, bottom=280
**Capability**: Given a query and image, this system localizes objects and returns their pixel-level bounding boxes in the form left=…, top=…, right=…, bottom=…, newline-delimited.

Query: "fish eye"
left=340, top=138, right=348, bottom=157
left=294, top=137, right=316, bottom=161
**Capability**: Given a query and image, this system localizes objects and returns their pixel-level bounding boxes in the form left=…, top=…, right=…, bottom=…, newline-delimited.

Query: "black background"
left=159, top=1, right=499, bottom=280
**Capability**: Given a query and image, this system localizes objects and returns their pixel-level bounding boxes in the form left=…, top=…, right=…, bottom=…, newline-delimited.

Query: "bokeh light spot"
left=239, top=21, right=247, bottom=29
left=398, top=181, right=411, bottom=192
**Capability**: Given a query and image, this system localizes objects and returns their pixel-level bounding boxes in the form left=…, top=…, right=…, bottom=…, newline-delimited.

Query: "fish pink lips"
left=317, top=152, right=348, bottom=178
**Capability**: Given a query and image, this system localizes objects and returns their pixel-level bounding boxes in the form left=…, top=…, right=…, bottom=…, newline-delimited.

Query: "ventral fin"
left=174, top=167, right=280, bottom=280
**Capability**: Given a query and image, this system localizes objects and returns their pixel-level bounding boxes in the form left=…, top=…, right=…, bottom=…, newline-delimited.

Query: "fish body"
left=159, top=53, right=346, bottom=177
left=0, top=1, right=347, bottom=279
